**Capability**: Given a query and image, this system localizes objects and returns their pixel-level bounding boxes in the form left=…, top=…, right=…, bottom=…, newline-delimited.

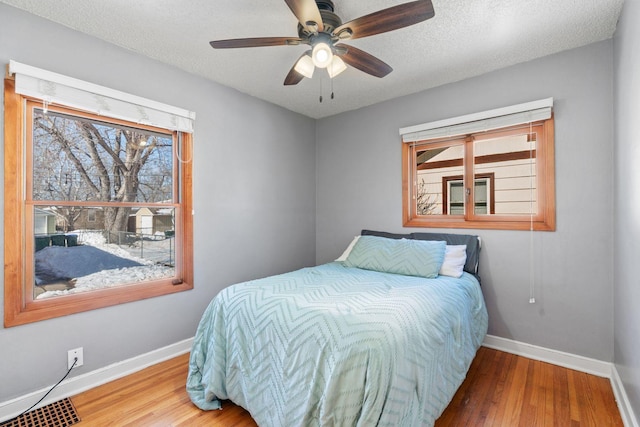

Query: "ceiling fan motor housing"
left=315, top=0, right=334, bottom=11
left=298, top=0, right=342, bottom=38
left=319, top=8, right=342, bottom=34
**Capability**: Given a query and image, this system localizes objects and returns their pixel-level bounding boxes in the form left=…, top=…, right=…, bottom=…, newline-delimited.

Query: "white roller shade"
left=400, top=98, right=553, bottom=143
left=9, top=60, right=195, bottom=133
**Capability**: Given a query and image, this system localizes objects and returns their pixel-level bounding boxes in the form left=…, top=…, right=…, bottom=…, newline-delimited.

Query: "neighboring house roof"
left=34, top=208, right=57, bottom=217
left=133, top=207, right=173, bottom=216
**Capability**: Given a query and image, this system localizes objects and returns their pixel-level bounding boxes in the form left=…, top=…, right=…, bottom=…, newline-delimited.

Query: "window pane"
left=473, top=132, right=536, bottom=215
left=474, top=180, right=489, bottom=214
left=32, top=109, right=174, bottom=203
left=449, top=181, right=463, bottom=202
left=475, top=181, right=487, bottom=203
left=415, top=144, right=464, bottom=215
left=33, top=205, right=176, bottom=300
left=448, top=181, right=464, bottom=214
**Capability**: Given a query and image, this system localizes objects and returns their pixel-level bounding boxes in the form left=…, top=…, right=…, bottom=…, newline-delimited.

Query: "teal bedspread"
left=187, top=262, right=488, bottom=426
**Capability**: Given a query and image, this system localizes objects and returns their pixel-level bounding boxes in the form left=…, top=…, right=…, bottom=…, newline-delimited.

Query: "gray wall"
left=0, top=4, right=316, bottom=403
left=614, top=0, right=640, bottom=416
left=316, top=41, right=614, bottom=361
left=1, top=0, right=631, bottom=413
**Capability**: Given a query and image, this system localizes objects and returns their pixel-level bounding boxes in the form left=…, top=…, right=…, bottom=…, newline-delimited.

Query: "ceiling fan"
left=210, top=0, right=435, bottom=85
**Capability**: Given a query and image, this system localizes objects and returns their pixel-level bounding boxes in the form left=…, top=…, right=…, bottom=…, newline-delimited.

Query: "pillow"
left=411, top=232, right=480, bottom=276
left=335, top=236, right=360, bottom=262
left=361, top=229, right=481, bottom=276
left=344, top=235, right=446, bottom=278
left=439, top=245, right=467, bottom=278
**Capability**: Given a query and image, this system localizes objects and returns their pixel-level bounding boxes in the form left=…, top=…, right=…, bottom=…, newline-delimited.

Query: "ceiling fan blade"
left=210, top=37, right=302, bottom=49
left=284, top=66, right=305, bottom=86
left=284, top=0, right=324, bottom=32
left=334, top=0, right=434, bottom=40
left=337, top=44, right=392, bottom=78
left=284, top=52, right=310, bottom=85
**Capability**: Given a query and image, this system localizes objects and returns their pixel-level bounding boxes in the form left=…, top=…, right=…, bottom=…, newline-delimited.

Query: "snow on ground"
left=36, top=230, right=174, bottom=299
left=35, top=245, right=144, bottom=285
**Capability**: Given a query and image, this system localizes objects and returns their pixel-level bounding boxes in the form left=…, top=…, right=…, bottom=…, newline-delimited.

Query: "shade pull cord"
left=529, top=122, right=536, bottom=304
left=174, top=132, right=193, bottom=164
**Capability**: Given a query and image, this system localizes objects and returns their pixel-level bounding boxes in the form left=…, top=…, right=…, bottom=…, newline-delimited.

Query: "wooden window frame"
left=402, top=118, right=555, bottom=231
left=4, top=78, right=194, bottom=327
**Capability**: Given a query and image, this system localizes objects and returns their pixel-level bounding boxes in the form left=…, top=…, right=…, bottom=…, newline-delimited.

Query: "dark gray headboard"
left=360, top=229, right=481, bottom=279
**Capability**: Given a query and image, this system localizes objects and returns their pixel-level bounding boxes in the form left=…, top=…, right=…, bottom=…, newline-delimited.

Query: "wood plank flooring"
left=71, top=347, right=623, bottom=426
left=434, top=347, right=622, bottom=426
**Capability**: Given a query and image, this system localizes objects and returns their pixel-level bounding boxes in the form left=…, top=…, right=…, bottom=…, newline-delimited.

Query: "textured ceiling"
left=0, top=0, right=624, bottom=119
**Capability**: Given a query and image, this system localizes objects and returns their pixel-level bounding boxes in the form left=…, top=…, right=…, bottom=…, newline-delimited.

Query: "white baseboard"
left=483, top=334, right=639, bottom=427
left=483, top=334, right=612, bottom=377
left=2, top=335, right=637, bottom=427
left=611, top=365, right=640, bottom=427
left=0, top=337, right=193, bottom=423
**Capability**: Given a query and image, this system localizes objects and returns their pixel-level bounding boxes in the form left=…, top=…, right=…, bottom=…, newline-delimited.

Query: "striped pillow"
left=344, top=235, right=446, bottom=278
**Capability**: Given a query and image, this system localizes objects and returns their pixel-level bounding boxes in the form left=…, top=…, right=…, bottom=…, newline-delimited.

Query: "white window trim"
left=8, top=60, right=196, bottom=133
left=400, top=98, right=553, bottom=142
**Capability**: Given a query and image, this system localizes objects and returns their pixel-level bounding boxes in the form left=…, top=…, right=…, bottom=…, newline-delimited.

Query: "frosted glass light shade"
left=294, top=55, right=315, bottom=79
left=312, top=42, right=333, bottom=68
left=327, top=56, right=347, bottom=78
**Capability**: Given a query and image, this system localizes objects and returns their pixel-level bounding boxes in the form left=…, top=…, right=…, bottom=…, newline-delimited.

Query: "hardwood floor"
left=434, top=347, right=622, bottom=427
left=71, top=347, right=623, bottom=426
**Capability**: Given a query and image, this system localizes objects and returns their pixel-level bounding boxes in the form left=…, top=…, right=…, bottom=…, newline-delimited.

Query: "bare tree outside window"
left=416, top=178, right=438, bottom=215
left=32, top=109, right=173, bottom=234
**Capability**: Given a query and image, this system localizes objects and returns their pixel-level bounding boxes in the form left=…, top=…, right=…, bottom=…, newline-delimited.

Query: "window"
left=4, top=65, right=194, bottom=327
left=87, top=209, right=97, bottom=223
left=443, top=175, right=494, bottom=215
left=401, top=100, right=555, bottom=231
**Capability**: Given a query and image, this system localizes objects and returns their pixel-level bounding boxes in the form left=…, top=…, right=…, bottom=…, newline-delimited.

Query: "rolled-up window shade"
left=9, top=60, right=195, bottom=133
left=400, top=98, right=553, bottom=143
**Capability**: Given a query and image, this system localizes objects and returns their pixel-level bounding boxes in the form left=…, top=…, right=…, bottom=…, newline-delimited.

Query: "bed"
left=187, top=230, right=488, bottom=426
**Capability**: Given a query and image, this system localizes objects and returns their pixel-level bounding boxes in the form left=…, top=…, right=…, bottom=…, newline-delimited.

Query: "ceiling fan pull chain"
left=330, top=74, right=335, bottom=100
left=319, top=75, right=323, bottom=103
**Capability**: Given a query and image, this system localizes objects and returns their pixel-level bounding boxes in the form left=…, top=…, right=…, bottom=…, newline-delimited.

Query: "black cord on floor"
left=8, top=357, right=78, bottom=422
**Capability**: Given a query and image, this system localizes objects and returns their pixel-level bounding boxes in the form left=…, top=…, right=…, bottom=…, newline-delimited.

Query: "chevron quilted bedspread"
left=187, top=262, right=488, bottom=426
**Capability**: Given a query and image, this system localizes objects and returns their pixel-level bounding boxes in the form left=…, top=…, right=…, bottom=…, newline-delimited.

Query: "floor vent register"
left=0, top=398, right=80, bottom=427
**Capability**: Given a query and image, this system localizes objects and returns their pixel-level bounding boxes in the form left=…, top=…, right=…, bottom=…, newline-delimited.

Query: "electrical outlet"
left=67, top=347, right=83, bottom=370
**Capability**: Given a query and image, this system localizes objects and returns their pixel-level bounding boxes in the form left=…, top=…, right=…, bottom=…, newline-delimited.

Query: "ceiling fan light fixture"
left=327, top=55, right=347, bottom=78
left=312, top=42, right=333, bottom=68
left=294, top=54, right=315, bottom=79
